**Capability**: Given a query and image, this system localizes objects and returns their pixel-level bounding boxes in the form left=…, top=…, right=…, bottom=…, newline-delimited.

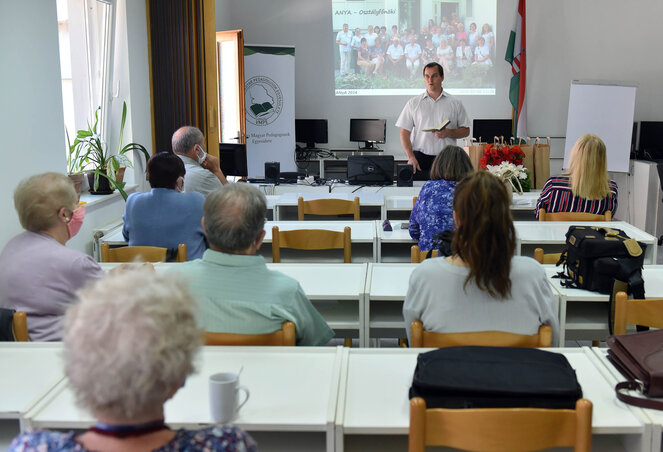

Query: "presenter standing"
left=396, top=62, right=470, bottom=178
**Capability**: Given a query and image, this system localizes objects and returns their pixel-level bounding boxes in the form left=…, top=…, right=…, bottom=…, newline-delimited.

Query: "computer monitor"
left=218, top=143, right=248, bottom=177
left=472, top=119, right=513, bottom=142
left=295, top=119, right=328, bottom=149
left=350, top=118, right=386, bottom=150
left=638, top=121, right=663, bottom=159
left=347, top=155, right=394, bottom=185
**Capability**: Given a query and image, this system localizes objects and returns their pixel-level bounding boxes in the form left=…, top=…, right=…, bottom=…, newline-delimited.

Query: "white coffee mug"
left=209, top=372, right=250, bottom=423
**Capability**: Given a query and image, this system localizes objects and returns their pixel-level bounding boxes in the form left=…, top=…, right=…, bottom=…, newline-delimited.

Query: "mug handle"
left=236, top=385, right=250, bottom=412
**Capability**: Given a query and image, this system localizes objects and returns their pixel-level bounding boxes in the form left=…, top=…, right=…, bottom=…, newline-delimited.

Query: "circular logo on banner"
left=245, top=76, right=283, bottom=126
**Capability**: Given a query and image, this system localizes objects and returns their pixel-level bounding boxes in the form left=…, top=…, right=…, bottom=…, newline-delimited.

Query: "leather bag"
left=607, top=329, right=663, bottom=409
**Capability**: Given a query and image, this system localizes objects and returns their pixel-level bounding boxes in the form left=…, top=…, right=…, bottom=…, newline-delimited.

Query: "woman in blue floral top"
left=9, top=269, right=256, bottom=452
left=409, top=145, right=474, bottom=251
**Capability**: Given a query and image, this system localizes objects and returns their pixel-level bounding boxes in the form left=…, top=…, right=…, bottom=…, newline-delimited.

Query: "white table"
left=547, top=265, right=663, bottom=345
left=591, top=348, right=663, bottom=452
left=274, top=192, right=385, bottom=221
left=24, top=346, right=345, bottom=452
left=99, top=262, right=370, bottom=347
left=0, top=343, right=66, bottom=449
left=263, top=220, right=378, bottom=263
left=376, top=220, right=415, bottom=262
left=515, top=221, right=658, bottom=264
left=335, top=347, right=652, bottom=452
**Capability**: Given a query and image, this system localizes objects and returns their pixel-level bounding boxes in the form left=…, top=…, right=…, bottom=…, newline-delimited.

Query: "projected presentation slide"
left=332, top=0, right=496, bottom=96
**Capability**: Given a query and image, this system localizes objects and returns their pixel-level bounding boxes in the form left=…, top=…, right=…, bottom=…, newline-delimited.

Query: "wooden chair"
left=614, top=291, right=663, bottom=335
left=410, top=245, right=438, bottom=263
left=538, top=208, right=612, bottom=222
left=533, top=247, right=561, bottom=265
left=272, top=226, right=351, bottom=263
left=297, top=196, right=360, bottom=220
left=410, top=321, right=553, bottom=348
left=100, top=243, right=187, bottom=262
left=409, top=396, right=592, bottom=452
left=203, top=321, right=296, bottom=346
left=12, top=311, right=28, bottom=342
left=412, top=196, right=417, bottom=207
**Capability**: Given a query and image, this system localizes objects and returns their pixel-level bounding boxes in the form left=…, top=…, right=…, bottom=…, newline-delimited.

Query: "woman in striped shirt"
left=535, top=133, right=618, bottom=219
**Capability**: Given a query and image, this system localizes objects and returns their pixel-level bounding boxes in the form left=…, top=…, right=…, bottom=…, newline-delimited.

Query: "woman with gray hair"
left=9, top=268, right=256, bottom=451
left=0, top=172, right=102, bottom=341
left=409, top=145, right=474, bottom=251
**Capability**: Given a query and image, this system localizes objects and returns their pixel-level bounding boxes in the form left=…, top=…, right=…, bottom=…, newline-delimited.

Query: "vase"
left=87, top=172, right=114, bottom=195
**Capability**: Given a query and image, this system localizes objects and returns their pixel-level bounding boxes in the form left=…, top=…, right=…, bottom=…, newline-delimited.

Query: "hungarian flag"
left=505, top=0, right=527, bottom=138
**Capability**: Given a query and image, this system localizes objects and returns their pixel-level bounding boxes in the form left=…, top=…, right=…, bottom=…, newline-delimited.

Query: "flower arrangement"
left=480, top=143, right=530, bottom=194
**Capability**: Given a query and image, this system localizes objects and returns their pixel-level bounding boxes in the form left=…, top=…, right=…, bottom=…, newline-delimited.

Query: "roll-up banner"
left=244, top=45, right=296, bottom=178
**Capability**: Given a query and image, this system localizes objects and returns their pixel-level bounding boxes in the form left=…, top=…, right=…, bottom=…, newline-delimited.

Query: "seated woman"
left=0, top=172, right=102, bottom=341
left=403, top=171, right=559, bottom=345
left=123, top=152, right=207, bottom=260
left=409, top=145, right=473, bottom=251
left=536, top=133, right=618, bottom=219
left=9, top=269, right=256, bottom=451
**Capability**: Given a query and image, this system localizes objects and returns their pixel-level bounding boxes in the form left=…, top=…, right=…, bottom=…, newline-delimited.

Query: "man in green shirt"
left=168, top=184, right=334, bottom=346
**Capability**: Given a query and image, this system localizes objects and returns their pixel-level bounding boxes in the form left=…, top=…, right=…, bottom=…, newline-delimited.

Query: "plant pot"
left=68, top=173, right=85, bottom=198
left=115, top=167, right=126, bottom=184
left=87, top=172, right=114, bottom=195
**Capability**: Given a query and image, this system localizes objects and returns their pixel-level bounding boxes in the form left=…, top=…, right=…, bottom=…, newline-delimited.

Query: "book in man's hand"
left=422, top=119, right=450, bottom=132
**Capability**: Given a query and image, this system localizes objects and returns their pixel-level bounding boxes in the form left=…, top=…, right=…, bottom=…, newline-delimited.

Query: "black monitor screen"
left=347, top=155, right=394, bottom=185
left=295, top=119, right=328, bottom=149
left=218, top=143, right=248, bottom=177
left=350, top=119, right=386, bottom=149
left=639, top=121, right=663, bottom=158
left=472, top=119, right=513, bottom=142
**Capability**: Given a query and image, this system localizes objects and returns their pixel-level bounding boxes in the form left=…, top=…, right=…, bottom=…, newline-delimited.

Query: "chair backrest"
left=412, top=196, right=417, bottom=207
left=533, top=248, right=562, bottom=265
left=410, top=245, right=439, bottom=263
left=410, top=321, right=553, bottom=348
left=100, top=243, right=187, bottom=262
left=538, top=208, right=612, bottom=222
left=203, top=321, right=296, bottom=346
left=614, top=291, right=663, bottom=335
left=271, top=226, right=351, bottom=263
left=12, top=311, right=29, bottom=342
left=409, top=396, right=592, bottom=452
left=298, top=197, right=360, bottom=221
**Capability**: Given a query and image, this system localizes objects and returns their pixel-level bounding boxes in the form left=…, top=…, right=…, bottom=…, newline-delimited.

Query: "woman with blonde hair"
left=0, top=172, right=102, bottom=341
left=403, top=171, right=558, bottom=344
left=536, top=133, right=617, bottom=218
left=10, top=269, right=256, bottom=451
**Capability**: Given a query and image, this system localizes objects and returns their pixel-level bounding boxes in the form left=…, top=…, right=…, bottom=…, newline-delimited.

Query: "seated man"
left=172, top=126, right=228, bottom=197
left=168, top=184, right=334, bottom=346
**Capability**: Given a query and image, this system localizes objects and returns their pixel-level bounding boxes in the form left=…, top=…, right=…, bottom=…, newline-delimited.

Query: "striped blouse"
left=535, top=175, right=618, bottom=219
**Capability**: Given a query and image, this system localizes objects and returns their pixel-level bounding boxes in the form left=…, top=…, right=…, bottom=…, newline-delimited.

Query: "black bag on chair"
left=409, top=346, right=583, bottom=409
left=556, top=226, right=646, bottom=334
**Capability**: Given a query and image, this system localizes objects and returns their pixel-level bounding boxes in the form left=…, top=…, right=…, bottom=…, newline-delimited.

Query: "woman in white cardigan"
left=403, top=171, right=559, bottom=345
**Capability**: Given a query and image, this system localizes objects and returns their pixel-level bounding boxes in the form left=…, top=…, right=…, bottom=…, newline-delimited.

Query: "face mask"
left=66, top=206, right=85, bottom=239
left=195, top=144, right=207, bottom=165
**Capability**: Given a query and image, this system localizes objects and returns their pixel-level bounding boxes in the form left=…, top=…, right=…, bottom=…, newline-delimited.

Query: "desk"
left=99, top=262, right=370, bottom=347
left=263, top=221, right=378, bottom=263
left=335, top=347, right=652, bottom=452
left=515, top=221, right=658, bottom=264
left=274, top=192, right=385, bottom=221
left=24, top=346, right=344, bottom=452
left=546, top=265, right=663, bottom=345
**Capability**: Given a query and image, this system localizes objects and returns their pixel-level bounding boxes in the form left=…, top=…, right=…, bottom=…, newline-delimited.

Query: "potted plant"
left=66, top=129, right=86, bottom=197
left=72, top=101, right=150, bottom=200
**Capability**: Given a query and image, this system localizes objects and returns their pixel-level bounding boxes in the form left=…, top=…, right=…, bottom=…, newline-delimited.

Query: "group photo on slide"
left=332, top=0, right=497, bottom=95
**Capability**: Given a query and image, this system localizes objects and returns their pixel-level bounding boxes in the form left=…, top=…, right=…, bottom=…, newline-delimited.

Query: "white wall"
left=216, top=0, right=663, bottom=162
left=0, top=1, right=66, bottom=247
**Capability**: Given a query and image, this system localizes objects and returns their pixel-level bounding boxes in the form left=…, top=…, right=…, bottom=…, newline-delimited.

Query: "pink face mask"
left=66, top=206, right=85, bottom=239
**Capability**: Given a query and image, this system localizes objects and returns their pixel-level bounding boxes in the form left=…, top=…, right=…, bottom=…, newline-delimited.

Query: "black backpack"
left=556, top=226, right=646, bottom=334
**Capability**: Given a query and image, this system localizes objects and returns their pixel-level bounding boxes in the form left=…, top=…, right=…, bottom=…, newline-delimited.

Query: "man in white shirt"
left=364, top=25, right=378, bottom=50
left=335, top=23, right=353, bottom=75
left=395, top=62, right=470, bottom=179
left=385, top=38, right=405, bottom=77
left=172, top=126, right=228, bottom=197
left=404, top=36, right=422, bottom=78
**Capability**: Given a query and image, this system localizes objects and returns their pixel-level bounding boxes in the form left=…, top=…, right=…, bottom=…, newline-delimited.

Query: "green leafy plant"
left=71, top=101, right=150, bottom=200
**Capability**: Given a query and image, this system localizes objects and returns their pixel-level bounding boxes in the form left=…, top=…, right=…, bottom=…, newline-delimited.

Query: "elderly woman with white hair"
left=0, top=172, right=103, bottom=341
left=9, top=269, right=256, bottom=451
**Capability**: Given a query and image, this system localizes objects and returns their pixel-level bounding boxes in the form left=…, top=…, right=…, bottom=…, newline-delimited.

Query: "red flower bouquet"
left=480, top=143, right=525, bottom=168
